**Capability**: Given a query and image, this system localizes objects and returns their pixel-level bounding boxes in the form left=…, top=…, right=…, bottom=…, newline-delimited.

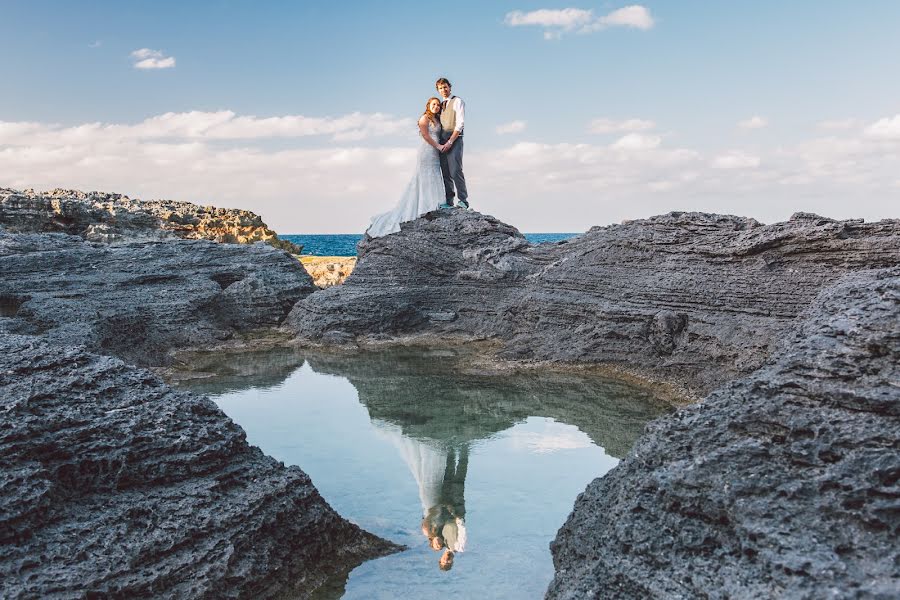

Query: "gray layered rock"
left=0, top=187, right=302, bottom=253
left=0, top=229, right=315, bottom=365
left=0, top=217, right=401, bottom=597
left=0, top=335, right=400, bottom=599
left=284, top=209, right=900, bottom=394
left=547, top=268, right=900, bottom=599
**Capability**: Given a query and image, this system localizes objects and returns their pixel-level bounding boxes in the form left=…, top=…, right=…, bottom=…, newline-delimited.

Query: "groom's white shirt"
left=442, top=96, right=465, bottom=133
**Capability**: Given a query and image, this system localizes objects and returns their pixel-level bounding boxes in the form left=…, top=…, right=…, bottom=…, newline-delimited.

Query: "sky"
left=1, top=1, right=899, bottom=233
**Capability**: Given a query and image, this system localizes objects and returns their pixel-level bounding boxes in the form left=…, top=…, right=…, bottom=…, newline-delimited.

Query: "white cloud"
left=737, top=116, right=768, bottom=130
left=594, top=5, right=655, bottom=31
left=130, top=48, right=176, bottom=70
left=505, top=5, right=654, bottom=38
left=864, top=114, right=900, bottom=140
left=504, top=8, right=593, bottom=30
left=589, top=117, right=655, bottom=134
left=0, top=110, right=413, bottom=144
left=712, top=151, right=761, bottom=169
left=496, top=120, right=527, bottom=134
left=611, top=133, right=661, bottom=150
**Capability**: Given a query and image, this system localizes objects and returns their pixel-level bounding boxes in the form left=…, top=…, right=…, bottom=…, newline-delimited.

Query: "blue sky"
left=2, top=1, right=899, bottom=232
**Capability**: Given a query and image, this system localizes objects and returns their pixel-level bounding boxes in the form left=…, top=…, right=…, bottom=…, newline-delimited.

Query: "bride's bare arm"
left=418, top=116, right=441, bottom=149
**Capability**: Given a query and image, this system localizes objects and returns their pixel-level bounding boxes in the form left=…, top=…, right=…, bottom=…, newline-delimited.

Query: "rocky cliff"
left=0, top=335, right=400, bottom=599
left=284, top=209, right=900, bottom=395
left=0, top=188, right=302, bottom=253
left=547, top=267, right=900, bottom=599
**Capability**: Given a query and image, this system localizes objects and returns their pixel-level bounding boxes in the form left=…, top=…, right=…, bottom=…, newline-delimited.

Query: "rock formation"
left=0, top=335, right=401, bottom=599
left=0, top=196, right=399, bottom=598
left=284, top=209, right=900, bottom=395
left=0, top=230, right=315, bottom=365
left=299, top=255, right=357, bottom=288
left=0, top=188, right=302, bottom=254
left=547, top=268, right=900, bottom=599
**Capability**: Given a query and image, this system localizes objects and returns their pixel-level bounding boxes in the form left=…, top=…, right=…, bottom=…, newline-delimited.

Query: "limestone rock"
left=0, top=187, right=302, bottom=254
left=546, top=268, right=900, bottom=599
left=0, top=335, right=400, bottom=599
left=299, top=255, right=357, bottom=288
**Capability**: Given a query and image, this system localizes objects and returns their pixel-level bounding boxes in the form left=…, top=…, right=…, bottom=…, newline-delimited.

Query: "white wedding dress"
left=367, top=119, right=445, bottom=237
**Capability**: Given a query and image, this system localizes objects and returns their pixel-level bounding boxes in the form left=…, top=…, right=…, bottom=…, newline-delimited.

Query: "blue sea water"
left=282, top=232, right=577, bottom=256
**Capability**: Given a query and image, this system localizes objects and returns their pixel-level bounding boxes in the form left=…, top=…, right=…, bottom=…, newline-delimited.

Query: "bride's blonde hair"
left=422, top=97, right=441, bottom=124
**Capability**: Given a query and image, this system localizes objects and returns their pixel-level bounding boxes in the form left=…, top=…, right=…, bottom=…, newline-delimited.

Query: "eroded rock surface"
left=0, top=335, right=400, bottom=599
left=547, top=268, right=900, bottom=599
left=285, top=209, right=900, bottom=394
left=0, top=188, right=302, bottom=253
left=0, top=230, right=314, bottom=365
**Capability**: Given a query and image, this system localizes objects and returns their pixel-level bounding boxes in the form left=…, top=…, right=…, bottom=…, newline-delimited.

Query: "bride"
left=366, top=97, right=447, bottom=237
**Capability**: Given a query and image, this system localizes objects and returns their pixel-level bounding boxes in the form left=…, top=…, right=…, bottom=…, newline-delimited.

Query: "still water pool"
left=176, top=346, right=670, bottom=599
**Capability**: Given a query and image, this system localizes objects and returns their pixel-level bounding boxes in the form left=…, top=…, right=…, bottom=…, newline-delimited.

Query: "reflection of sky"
left=505, top=418, right=600, bottom=454
left=208, top=359, right=621, bottom=599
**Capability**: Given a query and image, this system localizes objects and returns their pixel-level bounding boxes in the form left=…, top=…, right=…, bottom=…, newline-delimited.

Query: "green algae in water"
left=176, top=347, right=671, bottom=599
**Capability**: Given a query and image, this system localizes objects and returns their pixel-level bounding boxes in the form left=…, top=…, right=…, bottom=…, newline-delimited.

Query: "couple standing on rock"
left=367, top=77, right=470, bottom=238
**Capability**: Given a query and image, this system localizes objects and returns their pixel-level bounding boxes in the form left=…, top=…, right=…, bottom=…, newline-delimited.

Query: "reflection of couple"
left=421, top=445, right=468, bottom=571
left=367, top=77, right=469, bottom=238
left=378, top=423, right=469, bottom=571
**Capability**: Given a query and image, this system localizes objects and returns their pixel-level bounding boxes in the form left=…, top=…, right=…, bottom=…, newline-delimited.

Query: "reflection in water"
left=176, top=345, right=670, bottom=598
left=379, top=424, right=469, bottom=570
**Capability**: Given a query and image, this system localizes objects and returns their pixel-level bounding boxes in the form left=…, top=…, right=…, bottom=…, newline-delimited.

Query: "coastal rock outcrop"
left=0, top=335, right=401, bottom=598
left=0, top=229, right=315, bottom=365
left=284, top=209, right=900, bottom=394
left=0, top=187, right=302, bottom=253
left=547, top=268, right=900, bottom=599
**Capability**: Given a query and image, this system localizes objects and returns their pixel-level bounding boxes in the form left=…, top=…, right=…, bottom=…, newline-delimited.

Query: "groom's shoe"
left=457, top=199, right=470, bottom=209
left=438, top=203, right=453, bottom=210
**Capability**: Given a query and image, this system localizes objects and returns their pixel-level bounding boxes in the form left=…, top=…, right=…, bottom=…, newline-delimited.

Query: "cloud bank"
left=1, top=110, right=898, bottom=233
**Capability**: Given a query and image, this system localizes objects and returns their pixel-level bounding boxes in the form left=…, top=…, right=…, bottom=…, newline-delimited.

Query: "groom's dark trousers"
left=439, top=132, right=467, bottom=205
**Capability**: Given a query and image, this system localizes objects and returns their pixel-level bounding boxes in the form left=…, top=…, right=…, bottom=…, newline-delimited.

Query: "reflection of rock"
left=548, top=269, right=900, bottom=599
left=300, top=255, right=357, bottom=288
left=285, top=210, right=900, bottom=395
left=0, top=187, right=302, bottom=253
left=304, top=348, right=667, bottom=459
left=174, top=346, right=309, bottom=395
left=176, top=346, right=666, bottom=459
left=0, top=230, right=314, bottom=366
left=0, top=335, right=400, bottom=599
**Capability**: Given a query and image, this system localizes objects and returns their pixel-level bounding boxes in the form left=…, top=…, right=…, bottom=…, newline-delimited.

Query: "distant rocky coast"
left=2, top=187, right=898, bottom=598
left=0, top=187, right=303, bottom=253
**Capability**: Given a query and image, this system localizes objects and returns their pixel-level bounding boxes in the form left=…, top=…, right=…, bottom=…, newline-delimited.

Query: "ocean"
left=282, top=232, right=577, bottom=256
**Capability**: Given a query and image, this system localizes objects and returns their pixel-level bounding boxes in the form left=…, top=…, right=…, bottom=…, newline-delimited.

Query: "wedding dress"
left=366, top=119, right=445, bottom=237
left=374, top=421, right=448, bottom=512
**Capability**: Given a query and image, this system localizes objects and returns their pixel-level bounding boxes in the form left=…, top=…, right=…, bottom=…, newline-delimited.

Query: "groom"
left=436, top=77, right=469, bottom=209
